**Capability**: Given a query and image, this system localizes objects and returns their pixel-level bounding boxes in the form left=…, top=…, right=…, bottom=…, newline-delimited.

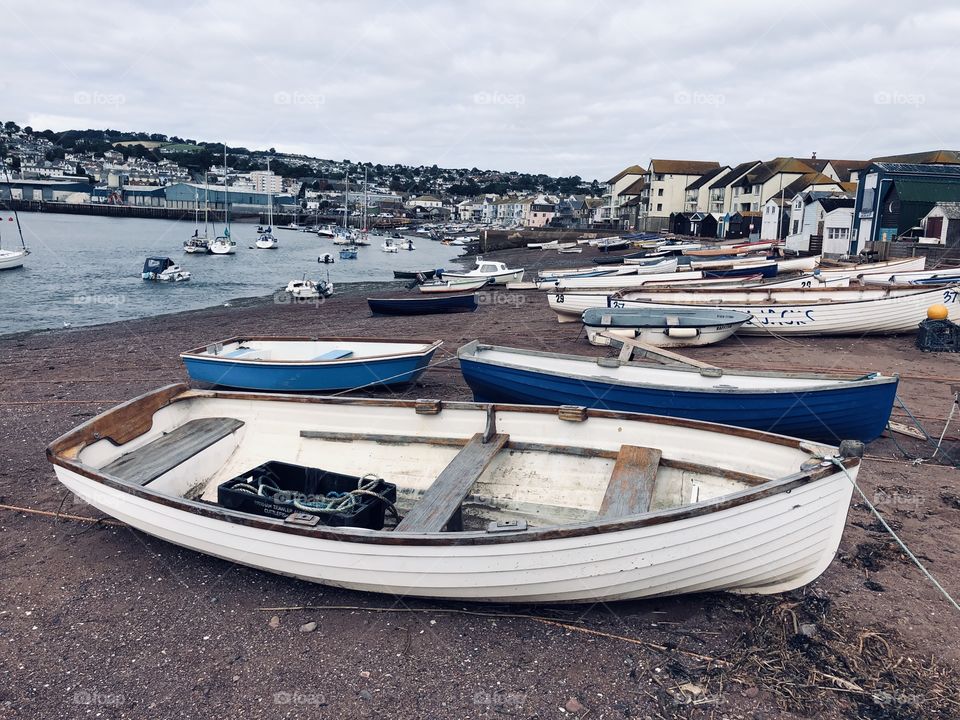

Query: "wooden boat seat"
left=314, top=349, right=354, bottom=360
left=100, top=417, right=245, bottom=487
left=597, top=445, right=662, bottom=519
left=395, top=432, right=509, bottom=533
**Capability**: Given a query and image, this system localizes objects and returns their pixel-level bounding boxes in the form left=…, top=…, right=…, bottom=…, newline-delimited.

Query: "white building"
left=250, top=171, right=283, bottom=194
left=641, top=159, right=721, bottom=230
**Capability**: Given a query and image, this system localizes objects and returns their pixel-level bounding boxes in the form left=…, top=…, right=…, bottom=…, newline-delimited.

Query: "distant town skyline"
left=1, top=1, right=958, bottom=179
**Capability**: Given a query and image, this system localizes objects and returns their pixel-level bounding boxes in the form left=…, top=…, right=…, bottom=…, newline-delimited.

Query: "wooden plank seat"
left=395, top=432, right=509, bottom=533
left=100, top=417, right=245, bottom=487
left=597, top=445, right=662, bottom=519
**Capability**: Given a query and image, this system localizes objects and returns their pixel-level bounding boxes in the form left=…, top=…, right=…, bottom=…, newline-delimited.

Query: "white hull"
left=0, top=248, right=28, bottom=270
left=444, top=270, right=524, bottom=285
left=611, top=284, right=960, bottom=335
left=861, top=268, right=960, bottom=285
left=50, top=390, right=857, bottom=603
left=544, top=269, right=701, bottom=291
left=816, top=256, right=926, bottom=280
left=255, top=237, right=279, bottom=249
left=777, top=255, right=820, bottom=273
left=419, top=278, right=490, bottom=293
left=209, top=240, right=236, bottom=255
left=585, top=323, right=743, bottom=348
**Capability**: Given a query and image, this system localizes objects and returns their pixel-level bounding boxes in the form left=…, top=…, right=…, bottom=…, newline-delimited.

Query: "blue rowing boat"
left=181, top=337, right=442, bottom=391
left=457, top=341, right=897, bottom=443
left=367, top=293, right=477, bottom=315
left=702, top=262, right=778, bottom=279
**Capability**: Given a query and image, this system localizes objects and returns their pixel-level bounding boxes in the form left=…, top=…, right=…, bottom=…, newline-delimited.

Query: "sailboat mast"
left=266, top=157, right=273, bottom=228
left=343, top=170, right=349, bottom=232
left=204, top=173, right=209, bottom=235
left=223, top=145, right=230, bottom=231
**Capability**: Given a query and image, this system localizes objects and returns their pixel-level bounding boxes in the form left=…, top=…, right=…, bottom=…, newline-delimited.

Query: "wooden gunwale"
left=46, top=384, right=858, bottom=547
left=179, top=336, right=443, bottom=366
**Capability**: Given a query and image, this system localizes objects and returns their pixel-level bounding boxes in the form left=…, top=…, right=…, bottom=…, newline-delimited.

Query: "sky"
left=1, top=0, right=958, bottom=181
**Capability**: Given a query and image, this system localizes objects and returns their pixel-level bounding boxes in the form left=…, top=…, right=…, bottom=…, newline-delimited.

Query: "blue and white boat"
left=457, top=341, right=898, bottom=443
left=181, top=337, right=442, bottom=391
left=581, top=307, right=752, bottom=347
left=339, top=246, right=359, bottom=260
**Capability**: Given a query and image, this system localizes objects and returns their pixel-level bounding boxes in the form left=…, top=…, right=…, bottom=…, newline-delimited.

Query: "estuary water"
left=0, top=212, right=465, bottom=336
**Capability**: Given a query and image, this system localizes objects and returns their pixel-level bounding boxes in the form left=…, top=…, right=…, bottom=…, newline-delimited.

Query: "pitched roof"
left=685, top=166, right=729, bottom=191
left=620, top=177, right=646, bottom=196
left=930, top=201, right=960, bottom=219
left=605, top=165, right=645, bottom=184
left=649, top=159, right=720, bottom=175
left=737, top=158, right=817, bottom=187
left=871, top=150, right=960, bottom=165
left=708, top=160, right=760, bottom=189
left=779, top=172, right=841, bottom=199
left=818, top=197, right=856, bottom=213
left=826, top=159, right=870, bottom=181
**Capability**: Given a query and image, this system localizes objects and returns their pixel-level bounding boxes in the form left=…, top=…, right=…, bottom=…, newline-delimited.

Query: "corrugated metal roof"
left=894, top=179, right=960, bottom=203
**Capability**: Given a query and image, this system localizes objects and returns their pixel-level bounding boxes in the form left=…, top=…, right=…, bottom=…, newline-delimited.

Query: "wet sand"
left=1, top=245, right=959, bottom=719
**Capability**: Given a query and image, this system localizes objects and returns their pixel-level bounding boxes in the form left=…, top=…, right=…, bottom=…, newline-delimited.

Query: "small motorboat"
left=382, top=239, right=400, bottom=253
left=47, top=384, right=864, bottom=602
left=180, top=337, right=442, bottom=391
left=256, top=225, right=267, bottom=234
left=209, top=236, right=237, bottom=255
left=284, top=278, right=334, bottom=300
left=317, top=225, right=337, bottom=238
left=318, top=253, right=335, bottom=264
left=441, top=258, right=523, bottom=285
left=255, top=233, right=279, bottom=250
left=405, top=239, right=416, bottom=251
left=141, top=257, right=191, bottom=282
left=581, top=307, right=752, bottom=347
left=339, top=247, right=358, bottom=260
left=393, top=269, right=437, bottom=281
left=367, top=293, right=477, bottom=315
left=418, top=277, right=490, bottom=294
left=458, top=341, right=896, bottom=443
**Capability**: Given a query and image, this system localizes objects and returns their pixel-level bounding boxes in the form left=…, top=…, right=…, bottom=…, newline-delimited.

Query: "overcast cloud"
left=1, top=0, right=958, bottom=179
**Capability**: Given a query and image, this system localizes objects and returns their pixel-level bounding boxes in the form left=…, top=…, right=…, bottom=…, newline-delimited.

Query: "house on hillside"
left=598, top=165, right=645, bottom=228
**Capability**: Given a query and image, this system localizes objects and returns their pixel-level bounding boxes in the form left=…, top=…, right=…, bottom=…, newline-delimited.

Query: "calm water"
left=0, top=213, right=465, bottom=336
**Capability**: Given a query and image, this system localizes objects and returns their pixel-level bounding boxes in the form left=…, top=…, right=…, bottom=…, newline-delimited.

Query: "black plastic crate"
left=917, top=319, right=960, bottom=353
left=218, top=460, right=397, bottom=529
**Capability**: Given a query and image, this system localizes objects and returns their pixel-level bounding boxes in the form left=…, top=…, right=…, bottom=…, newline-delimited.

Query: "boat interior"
left=183, top=338, right=440, bottom=363
left=59, top=389, right=834, bottom=535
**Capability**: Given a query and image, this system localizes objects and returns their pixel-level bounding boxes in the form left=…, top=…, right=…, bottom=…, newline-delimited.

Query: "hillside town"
left=2, top=123, right=960, bottom=258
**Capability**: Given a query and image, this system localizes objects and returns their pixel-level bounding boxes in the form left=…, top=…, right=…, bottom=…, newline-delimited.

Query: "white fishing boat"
left=442, top=258, right=524, bottom=285
left=382, top=238, right=400, bottom=253
left=815, top=256, right=926, bottom=280
left=47, top=384, right=864, bottom=603
left=582, top=307, right=753, bottom=347
left=776, top=255, right=820, bottom=273
left=141, top=257, right=191, bottom=282
left=607, top=284, right=960, bottom=335
left=543, top=269, right=703, bottom=291
left=285, top=277, right=333, bottom=300
left=547, top=283, right=959, bottom=324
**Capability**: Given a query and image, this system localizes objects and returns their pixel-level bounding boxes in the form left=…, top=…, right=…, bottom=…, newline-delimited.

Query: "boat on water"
left=46, top=383, right=864, bottom=602
left=0, top=247, right=29, bottom=270
left=183, top=235, right=210, bottom=254
left=184, top=180, right=213, bottom=253
left=141, top=257, right=191, bottom=282
left=180, top=337, right=441, bottom=391
left=393, top=269, right=437, bottom=280
left=419, top=277, right=490, bottom=294
left=442, top=259, right=524, bottom=285
left=255, top=233, right=279, bottom=249
left=368, top=294, right=477, bottom=316
left=457, top=341, right=896, bottom=443
left=209, top=236, right=237, bottom=255
left=338, top=247, right=358, bottom=260
left=210, top=147, right=237, bottom=255
left=382, top=239, right=400, bottom=253
left=581, top=307, right=752, bottom=347
left=317, top=225, right=337, bottom=238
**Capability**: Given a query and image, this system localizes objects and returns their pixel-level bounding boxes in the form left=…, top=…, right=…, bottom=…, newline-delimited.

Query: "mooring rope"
left=829, top=457, right=960, bottom=612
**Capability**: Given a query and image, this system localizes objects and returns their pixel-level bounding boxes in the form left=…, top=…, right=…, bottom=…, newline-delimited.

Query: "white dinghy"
left=48, top=385, right=863, bottom=603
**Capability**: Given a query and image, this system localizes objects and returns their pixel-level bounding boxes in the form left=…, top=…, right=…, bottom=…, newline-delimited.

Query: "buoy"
left=927, top=304, right=949, bottom=320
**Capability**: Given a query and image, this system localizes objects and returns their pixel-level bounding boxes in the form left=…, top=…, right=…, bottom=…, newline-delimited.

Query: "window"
left=827, top=227, right=850, bottom=240
left=656, top=203, right=663, bottom=211
left=657, top=188, right=664, bottom=197
left=792, top=220, right=799, bottom=234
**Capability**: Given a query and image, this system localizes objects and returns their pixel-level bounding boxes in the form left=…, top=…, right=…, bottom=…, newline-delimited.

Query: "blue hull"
left=459, top=358, right=896, bottom=443
left=184, top=351, right=437, bottom=391
left=367, top=294, right=477, bottom=315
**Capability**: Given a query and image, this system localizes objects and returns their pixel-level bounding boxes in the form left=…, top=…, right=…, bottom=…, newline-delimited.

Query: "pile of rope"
left=231, top=472, right=398, bottom=520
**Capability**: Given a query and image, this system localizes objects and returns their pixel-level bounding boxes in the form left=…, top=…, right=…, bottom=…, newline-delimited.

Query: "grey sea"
left=0, top=213, right=465, bottom=336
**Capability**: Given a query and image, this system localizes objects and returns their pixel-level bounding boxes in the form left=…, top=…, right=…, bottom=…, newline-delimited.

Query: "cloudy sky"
left=1, top=0, right=958, bottom=180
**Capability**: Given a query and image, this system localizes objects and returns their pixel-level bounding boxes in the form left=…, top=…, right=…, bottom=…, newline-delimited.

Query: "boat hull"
left=0, top=249, right=28, bottom=270
left=583, top=321, right=746, bottom=348
left=459, top=353, right=896, bottom=443
left=182, top=350, right=437, bottom=391
left=368, top=294, right=477, bottom=315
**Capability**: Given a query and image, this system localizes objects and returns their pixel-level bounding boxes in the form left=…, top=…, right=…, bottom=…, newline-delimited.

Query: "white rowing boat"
left=47, top=384, right=863, bottom=603
left=607, top=284, right=960, bottom=335
left=814, top=256, right=926, bottom=280
left=540, top=269, right=703, bottom=291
